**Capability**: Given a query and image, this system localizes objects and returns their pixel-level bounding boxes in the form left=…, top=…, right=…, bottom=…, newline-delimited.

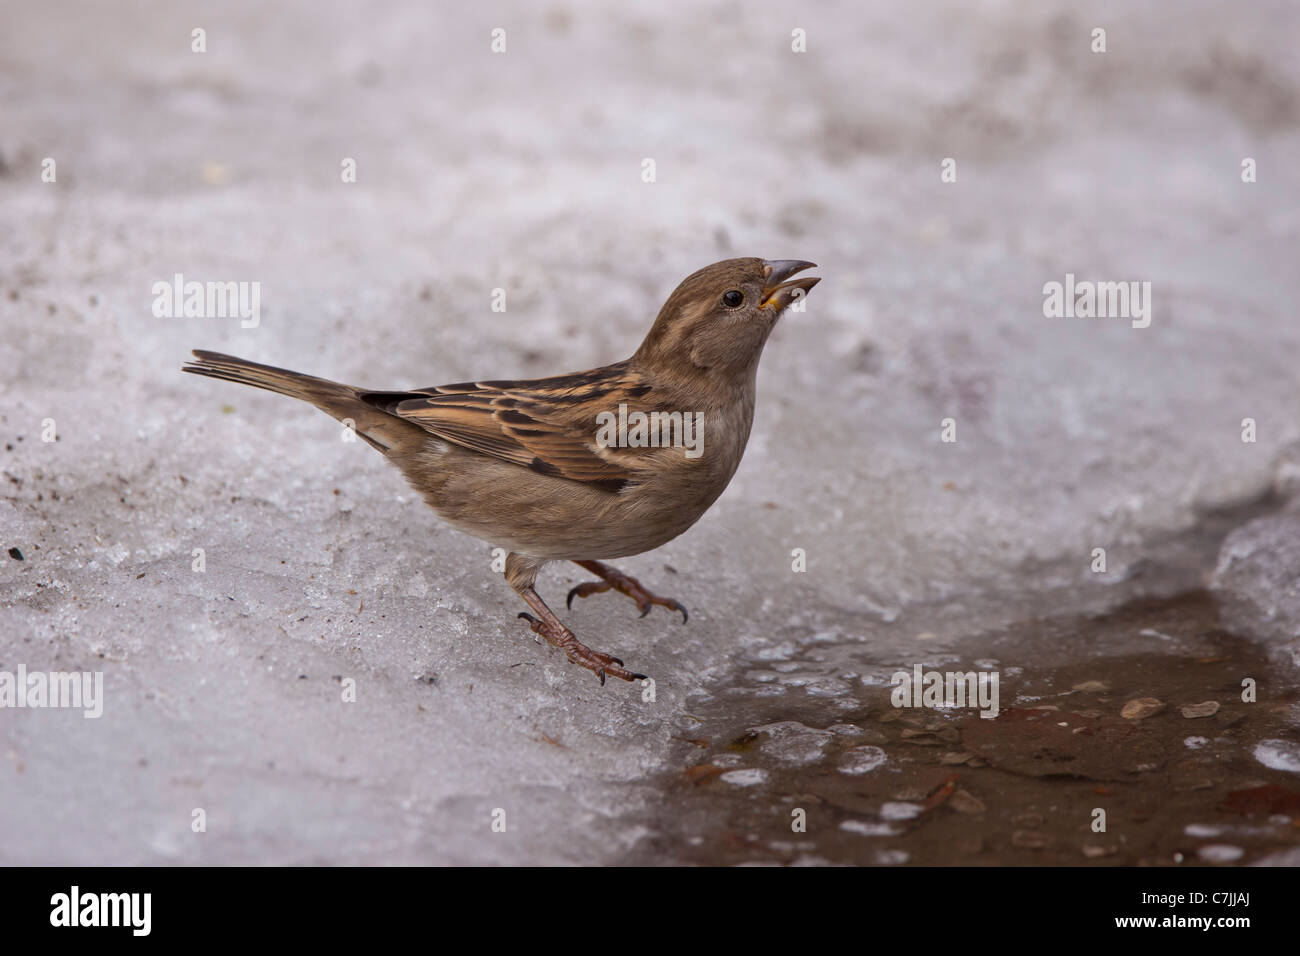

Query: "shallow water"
left=630, top=590, right=1300, bottom=866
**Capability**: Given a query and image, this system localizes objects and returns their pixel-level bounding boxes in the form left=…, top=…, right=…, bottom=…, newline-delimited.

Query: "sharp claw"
left=516, top=600, right=642, bottom=684
left=677, top=604, right=689, bottom=624
left=566, top=587, right=579, bottom=610
left=639, top=606, right=651, bottom=618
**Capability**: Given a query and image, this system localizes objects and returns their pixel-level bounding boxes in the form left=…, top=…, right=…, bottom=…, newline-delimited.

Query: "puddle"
left=631, top=592, right=1300, bottom=865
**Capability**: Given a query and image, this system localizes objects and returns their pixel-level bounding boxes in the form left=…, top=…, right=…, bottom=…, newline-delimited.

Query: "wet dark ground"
left=631, top=591, right=1300, bottom=866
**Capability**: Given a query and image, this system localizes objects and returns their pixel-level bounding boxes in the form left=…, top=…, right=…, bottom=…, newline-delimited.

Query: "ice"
left=750, top=720, right=833, bottom=766
left=1252, top=740, right=1300, bottom=775
left=1253, top=847, right=1300, bottom=867
left=1210, top=515, right=1300, bottom=648
left=880, top=802, right=924, bottom=822
left=719, top=769, right=767, bottom=788
left=839, top=821, right=902, bottom=838
left=838, top=746, right=888, bottom=776
left=1197, top=845, right=1245, bottom=863
left=3, top=0, right=1300, bottom=864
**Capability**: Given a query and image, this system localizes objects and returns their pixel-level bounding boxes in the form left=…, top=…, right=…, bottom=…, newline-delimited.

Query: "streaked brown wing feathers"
left=389, top=375, right=637, bottom=489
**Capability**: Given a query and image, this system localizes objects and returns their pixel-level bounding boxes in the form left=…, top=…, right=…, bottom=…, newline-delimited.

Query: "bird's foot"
left=516, top=613, right=646, bottom=685
left=566, top=560, right=688, bottom=623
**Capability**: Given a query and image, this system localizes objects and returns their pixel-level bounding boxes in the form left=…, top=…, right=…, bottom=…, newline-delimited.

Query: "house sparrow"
left=183, top=257, right=819, bottom=683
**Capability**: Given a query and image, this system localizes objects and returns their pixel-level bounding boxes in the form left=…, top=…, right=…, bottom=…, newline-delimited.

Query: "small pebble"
left=1181, top=701, right=1220, bottom=719
left=1121, top=697, right=1164, bottom=720
left=1072, top=680, right=1108, bottom=693
left=949, top=788, right=986, bottom=814
left=1012, top=830, right=1049, bottom=849
left=7, top=547, right=22, bottom=561
left=899, top=728, right=943, bottom=744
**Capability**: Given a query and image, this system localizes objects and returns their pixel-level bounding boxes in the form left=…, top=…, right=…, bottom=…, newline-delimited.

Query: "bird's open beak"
left=761, top=260, right=820, bottom=311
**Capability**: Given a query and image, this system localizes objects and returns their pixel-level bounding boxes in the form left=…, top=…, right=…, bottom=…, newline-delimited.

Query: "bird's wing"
left=365, top=364, right=643, bottom=492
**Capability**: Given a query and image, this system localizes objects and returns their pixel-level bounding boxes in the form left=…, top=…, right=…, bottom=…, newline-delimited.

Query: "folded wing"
left=362, top=365, right=641, bottom=493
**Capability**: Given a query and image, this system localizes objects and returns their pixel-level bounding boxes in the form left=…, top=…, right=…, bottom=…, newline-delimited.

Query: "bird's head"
left=634, top=257, right=820, bottom=380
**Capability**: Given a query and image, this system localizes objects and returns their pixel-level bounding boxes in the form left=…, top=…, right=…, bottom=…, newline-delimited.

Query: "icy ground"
left=2, top=1, right=1299, bottom=864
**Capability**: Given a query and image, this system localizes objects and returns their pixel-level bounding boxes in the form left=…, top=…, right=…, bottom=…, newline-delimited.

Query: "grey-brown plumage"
left=183, top=257, right=819, bottom=683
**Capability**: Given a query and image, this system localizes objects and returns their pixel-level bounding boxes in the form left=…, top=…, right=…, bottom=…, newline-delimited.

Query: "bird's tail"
left=181, top=350, right=423, bottom=453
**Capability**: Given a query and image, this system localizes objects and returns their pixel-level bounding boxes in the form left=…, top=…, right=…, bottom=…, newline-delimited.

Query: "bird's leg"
left=566, top=559, right=689, bottom=623
left=505, top=552, right=645, bottom=685
left=515, top=587, right=646, bottom=685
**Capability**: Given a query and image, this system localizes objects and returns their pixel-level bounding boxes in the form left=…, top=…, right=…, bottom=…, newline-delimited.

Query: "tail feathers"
left=183, top=349, right=352, bottom=402
left=182, top=350, right=420, bottom=453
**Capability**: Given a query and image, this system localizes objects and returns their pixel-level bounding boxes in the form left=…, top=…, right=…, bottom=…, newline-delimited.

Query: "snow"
left=2, top=0, right=1299, bottom=863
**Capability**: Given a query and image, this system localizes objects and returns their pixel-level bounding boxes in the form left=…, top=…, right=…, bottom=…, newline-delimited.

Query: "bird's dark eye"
left=722, top=290, right=744, bottom=308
